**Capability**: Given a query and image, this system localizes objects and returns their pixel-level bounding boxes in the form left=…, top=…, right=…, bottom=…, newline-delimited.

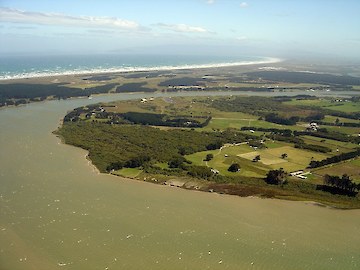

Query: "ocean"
left=0, top=54, right=280, bottom=80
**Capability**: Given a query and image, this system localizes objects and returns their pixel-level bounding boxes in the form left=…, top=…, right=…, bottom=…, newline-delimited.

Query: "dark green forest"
left=56, top=122, right=250, bottom=172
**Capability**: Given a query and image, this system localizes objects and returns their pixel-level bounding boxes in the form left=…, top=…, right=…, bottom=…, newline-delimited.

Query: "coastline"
left=0, top=56, right=282, bottom=81
left=54, top=121, right=359, bottom=210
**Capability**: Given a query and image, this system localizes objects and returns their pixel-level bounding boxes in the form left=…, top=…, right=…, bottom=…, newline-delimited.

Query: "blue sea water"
left=0, top=54, right=278, bottom=80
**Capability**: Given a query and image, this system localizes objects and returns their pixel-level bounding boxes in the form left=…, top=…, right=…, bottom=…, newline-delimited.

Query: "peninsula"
left=55, top=90, right=360, bottom=208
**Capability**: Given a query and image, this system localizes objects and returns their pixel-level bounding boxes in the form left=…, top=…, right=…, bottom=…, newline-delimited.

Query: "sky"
left=1, top=0, right=360, bottom=59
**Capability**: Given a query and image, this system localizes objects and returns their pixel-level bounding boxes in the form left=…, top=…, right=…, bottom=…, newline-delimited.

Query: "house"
left=290, top=170, right=311, bottom=180
left=307, top=122, right=318, bottom=131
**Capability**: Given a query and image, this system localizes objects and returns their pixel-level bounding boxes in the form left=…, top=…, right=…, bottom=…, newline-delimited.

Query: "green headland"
left=55, top=94, right=360, bottom=209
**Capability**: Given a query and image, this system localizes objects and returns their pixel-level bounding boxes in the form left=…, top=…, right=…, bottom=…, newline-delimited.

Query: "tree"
left=253, top=155, right=261, bottom=162
left=168, top=156, right=186, bottom=168
left=281, top=153, right=288, bottom=159
left=265, top=168, right=287, bottom=185
left=323, top=174, right=357, bottom=192
left=106, top=161, right=123, bottom=172
left=204, top=153, right=214, bottom=161
left=228, top=163, right=241, bottom=172
left=125, top=155, right=151, bottom=168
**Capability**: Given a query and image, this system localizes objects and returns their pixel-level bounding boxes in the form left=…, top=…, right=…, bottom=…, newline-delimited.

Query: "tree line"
left=56, top=121, right=252, bottom=173
left=308, top=148, right=360, bottom=168
left=316, top=174, right=360, bottom=197
left=0, top=83, right=118, bottom=107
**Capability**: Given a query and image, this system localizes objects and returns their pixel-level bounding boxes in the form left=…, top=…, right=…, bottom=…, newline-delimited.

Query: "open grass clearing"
left=322, top=125, right=360, bottom=136
left=238, top=146, right=328, bottom=172
left=185, top=145, right=269, bottom=178
left=284, top=99, right=330, bottom=107
left=324, top=102, right=360, bottom=113
left=238, top=151, right=285, bottom=165
left=112, top=168, right=142, bottom=178
left=323, top=115, right=359, bottom=123
left=186, top=143, right=328, bottom=177
left=204, top=117, right=299, bottom=131
left=314, top=159, right=360, bottom=182
left=300, top=135, right=358, bottom=153
left=284, top=99, right=360, bottom=113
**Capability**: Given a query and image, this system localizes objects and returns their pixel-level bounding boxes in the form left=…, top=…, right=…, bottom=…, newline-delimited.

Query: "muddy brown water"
left=1, top=91, right=360, bottom=269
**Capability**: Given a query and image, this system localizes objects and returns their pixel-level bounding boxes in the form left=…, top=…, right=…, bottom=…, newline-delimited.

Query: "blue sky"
left=1, top=0, right=360, bottom=59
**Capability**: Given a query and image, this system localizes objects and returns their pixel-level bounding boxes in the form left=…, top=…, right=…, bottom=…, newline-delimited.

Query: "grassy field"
left=185, top=145, right=269, bottom=178
left=112, top=168, right=142, bottom=178
left=185, top=142, right=328, bottom=178
left=203, top=116, right=304, bottom=131
left=284, top=99, right=360, bottom=113
left=323, top=115, right=359, bottom=123
left=58, top=93, right=360, bottom=208
left=314, top=158, right=360, bottom=182
left=300, top=135, right=358, bottom=153
left=322, top=125, right=360, bottom=136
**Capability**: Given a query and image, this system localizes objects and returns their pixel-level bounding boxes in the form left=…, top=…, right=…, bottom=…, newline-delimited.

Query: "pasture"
left=314, top=158, right=360, bottom=183
left=186, top=143, right=328, bottom=178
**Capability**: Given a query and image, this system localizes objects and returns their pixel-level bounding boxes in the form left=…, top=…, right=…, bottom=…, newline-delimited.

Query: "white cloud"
left=156, top=23, right=209, bottom=33
left=0, top=7, right=143, bottom=31
left=207, top=0, right=215, bottom=4
left=236, top=36, right=248, bottom=41
left=240, top=2, right=249, bottom=8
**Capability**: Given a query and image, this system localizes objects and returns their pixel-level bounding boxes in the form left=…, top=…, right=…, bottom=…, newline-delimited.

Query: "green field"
left=323, top=115, right=359, bottom=123
left=284, top=99, right=360, bottom=113
left=314, top=158, right=360, bottom=182
left=112, top=168, right=142, bottom=178
left=58, top=95, right=360, bottom=208
left=300, top=135, right=358, bottom=153
left=186, top=142, right=328, bottom=178
left=322, top=125, right=360, bottom=135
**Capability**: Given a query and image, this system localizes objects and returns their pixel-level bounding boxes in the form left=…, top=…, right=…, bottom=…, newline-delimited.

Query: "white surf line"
left=0, top=57, right=283, bottom=81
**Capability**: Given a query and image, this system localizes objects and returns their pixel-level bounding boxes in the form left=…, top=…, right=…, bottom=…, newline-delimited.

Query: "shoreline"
left=54, top=122, right=359, bottom=210
left=0, top=57, right=282, bottom=81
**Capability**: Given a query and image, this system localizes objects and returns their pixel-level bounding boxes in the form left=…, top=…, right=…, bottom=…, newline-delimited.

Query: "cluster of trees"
left=158, top=77, right=205, bottom=87
left=115, top=82, right=155, bottom=93
left=265, top=113, right=299, bottom=125
left=0, top=83, right=118, bottom=107
left=211, top=96, right=284, bottom=115
left=122, top=112, right=212, bottom=128
left=63, top=106, right=212, bottom=128
left=241, top=127, right=293, bottom=136
left=317, top=174, right=360, bottom=196
left=324, top=174, right=360, bottom=192
left=210, top=96, right=328, bottom=126
left=308, top=149, right=360, bottom=168
left=265, top=133, right=331, bottom=153
left=294, top=142, right=331, bottom=153
left=187, top=165, right=213, bottom=179
left=294, top=131, right=360, bottom=144
left=228, top=163, right=241, bottom=172
left=316, top=120, right=360, bottom=128
left=248, top=140, right=266, bottom=149
left=245, top=71, right=360, bottom=85
left=56, top=121, right=250, bottom=173
left=323, top=108, right=360, bottom=121
left=303, top=113, right=325, bottom=122
left=265, top=168, right=288, bottom=185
